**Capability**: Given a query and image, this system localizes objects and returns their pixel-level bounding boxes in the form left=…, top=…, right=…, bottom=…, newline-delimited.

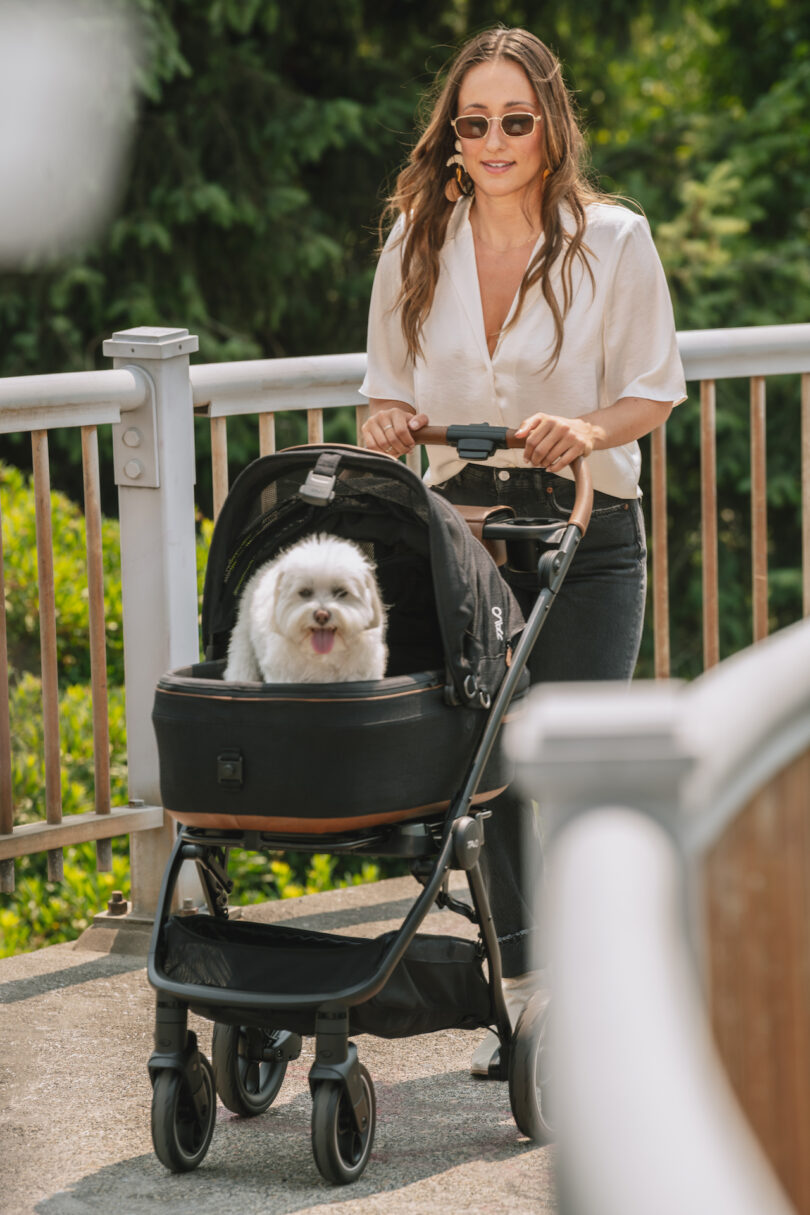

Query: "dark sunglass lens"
left=457, top=116, right=488, bottom=139
left=503, top=113, right=535, bottom=136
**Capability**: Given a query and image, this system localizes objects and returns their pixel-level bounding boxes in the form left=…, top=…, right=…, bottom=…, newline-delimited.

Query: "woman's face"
left=455, top=58, right=545, bottom=202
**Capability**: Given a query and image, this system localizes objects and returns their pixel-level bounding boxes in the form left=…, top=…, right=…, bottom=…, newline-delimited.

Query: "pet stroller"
left=147, top=423, right=592, bottom=1183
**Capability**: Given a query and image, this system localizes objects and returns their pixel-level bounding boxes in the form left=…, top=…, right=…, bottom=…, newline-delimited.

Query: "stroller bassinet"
left=147, top=430, right=592, bottom=1183
left=153, top=443, right=525, bottom=833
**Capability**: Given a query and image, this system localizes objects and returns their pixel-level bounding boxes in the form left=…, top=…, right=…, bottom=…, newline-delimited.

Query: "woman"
left=360, top=27, right=687, bottom=1073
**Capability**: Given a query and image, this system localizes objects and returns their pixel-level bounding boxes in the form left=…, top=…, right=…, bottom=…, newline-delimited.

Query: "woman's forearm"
left=517, top=396, right=673, bottom=470
left=368, top=397, right=416, bottom=418
left=581, top=396, right=673, bottom=452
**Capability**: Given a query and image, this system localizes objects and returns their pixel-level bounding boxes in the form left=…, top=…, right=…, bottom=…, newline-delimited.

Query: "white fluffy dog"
left=224, top=534, right=387, bottom=683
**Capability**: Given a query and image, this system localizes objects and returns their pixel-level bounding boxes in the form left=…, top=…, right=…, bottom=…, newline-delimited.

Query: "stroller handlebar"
left=410, top=422, right=593, bottom=536
left=411, top=422, right=523, bottom=455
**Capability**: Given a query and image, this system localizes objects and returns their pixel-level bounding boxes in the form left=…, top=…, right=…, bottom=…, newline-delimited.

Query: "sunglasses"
left=451, top=112, right=540, bottom=140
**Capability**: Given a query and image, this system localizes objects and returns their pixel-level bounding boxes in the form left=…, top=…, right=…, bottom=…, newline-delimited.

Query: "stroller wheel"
left=211, top=1023, right=288, bottom=1116
left=508, top=991, right=554, bottom=1144
left=311, top=1064, right=376, bottom=1184
left=151, top=1054, right=216, bottom=1172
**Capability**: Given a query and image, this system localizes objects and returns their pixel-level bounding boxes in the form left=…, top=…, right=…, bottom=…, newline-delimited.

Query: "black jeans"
left=433, top=464, right=647, bottom=975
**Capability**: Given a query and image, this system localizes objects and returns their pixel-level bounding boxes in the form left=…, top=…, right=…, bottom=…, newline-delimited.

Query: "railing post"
left=102, top=327, right=200, bottom=919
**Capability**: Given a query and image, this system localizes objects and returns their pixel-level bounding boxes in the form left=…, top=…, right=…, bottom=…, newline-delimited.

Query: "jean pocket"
left=549, top=484, right=633, bottom=519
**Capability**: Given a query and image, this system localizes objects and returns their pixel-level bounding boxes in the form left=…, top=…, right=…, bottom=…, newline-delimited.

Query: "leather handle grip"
left=412, top=424, right=524, bottom=450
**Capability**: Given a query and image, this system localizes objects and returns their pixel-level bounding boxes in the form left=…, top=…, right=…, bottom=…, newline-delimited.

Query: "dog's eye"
left=332, top=587, right=348, bottom=599
left=298, top=588, right=314, bottom=599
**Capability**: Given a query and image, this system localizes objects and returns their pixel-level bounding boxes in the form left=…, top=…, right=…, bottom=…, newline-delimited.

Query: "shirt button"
left=498, top=470, right=510, bottom=482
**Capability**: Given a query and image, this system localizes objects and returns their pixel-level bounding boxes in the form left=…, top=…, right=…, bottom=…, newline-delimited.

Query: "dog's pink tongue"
left=311, top=628, right=335, bottom=655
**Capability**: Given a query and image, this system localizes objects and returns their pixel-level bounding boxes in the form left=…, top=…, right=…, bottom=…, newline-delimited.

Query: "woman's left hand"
left=514, top=412, right=595, bottom=470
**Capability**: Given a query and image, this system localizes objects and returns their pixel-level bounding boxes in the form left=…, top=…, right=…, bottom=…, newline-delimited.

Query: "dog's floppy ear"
left=363, top=568, right=386, bottom=632
left=248, top=563, right=284, bottom=636
left=266, top=567, right=286, bottom=632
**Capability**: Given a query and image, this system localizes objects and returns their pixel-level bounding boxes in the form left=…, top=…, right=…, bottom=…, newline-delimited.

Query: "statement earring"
left=445, top=138, right=474, bottom=202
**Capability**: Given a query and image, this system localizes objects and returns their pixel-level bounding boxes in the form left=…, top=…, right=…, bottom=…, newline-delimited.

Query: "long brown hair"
left=383, top=28, right=605, bottom=369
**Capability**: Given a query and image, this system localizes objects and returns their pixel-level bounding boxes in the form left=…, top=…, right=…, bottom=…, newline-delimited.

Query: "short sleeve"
left=602, top=213, right=687, bottom=408
left=359, top=216, right=415, bottom=406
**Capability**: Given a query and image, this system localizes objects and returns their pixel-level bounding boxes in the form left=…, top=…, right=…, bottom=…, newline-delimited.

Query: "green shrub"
left=0, top=847, right=131, bottom=955
left=8, top=673, right=128, bottom=825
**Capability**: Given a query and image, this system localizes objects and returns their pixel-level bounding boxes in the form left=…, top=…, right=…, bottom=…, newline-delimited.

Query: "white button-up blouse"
left=360, top=196, right=687, bottom=498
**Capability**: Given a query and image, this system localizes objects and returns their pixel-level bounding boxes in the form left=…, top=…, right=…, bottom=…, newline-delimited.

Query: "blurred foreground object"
left=506, top=618, right=810, bottom=1213
left=0, top=0, right=140, bottom=266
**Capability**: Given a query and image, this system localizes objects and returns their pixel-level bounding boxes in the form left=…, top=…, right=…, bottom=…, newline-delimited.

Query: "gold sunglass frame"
left=450, top=112, right=541, bottom=139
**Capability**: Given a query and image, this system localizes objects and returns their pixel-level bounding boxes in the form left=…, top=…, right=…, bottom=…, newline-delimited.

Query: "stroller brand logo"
left=491, top=605, right=504, bottom=641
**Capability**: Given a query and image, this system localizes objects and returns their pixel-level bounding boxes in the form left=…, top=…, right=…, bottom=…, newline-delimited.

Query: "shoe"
left=470, top=971, right=543, bottom=1078
left=470, top=1030, right=501, bottom=1077
left=503, top=970, right=542, bottom=1022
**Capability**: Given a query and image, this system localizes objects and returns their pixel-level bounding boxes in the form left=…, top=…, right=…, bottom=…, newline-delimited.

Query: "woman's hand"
left=514, top=412, right=595, bottom=470
left=362, top=401, right=428, bottom=458
left=515, top=398, right=673, bottom=469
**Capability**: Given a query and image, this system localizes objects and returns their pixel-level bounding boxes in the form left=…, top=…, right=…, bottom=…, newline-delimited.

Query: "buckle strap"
left=299, top=451, right=342, bottom=506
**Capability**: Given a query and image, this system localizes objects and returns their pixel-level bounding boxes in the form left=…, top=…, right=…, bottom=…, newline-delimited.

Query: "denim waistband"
left=435, top=463, right=632, bottom=503
left=436, top=464, right=564, bottom=492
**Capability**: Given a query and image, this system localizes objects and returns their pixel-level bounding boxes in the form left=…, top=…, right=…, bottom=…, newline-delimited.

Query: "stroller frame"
left=146, top=424, right=593, bottom=1182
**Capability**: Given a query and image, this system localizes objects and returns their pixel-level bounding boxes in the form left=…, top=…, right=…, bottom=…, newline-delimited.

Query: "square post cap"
left=103, top=328, right=199, bottom=360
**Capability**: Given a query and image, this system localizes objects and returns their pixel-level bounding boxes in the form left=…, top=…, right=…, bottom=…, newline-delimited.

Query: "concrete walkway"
left=0, top=876, right=555, bottom=1215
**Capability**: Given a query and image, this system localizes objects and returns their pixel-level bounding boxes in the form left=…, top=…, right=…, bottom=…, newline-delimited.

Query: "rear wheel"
left=211, top=1023, right=288, bottom=1116
left=151, top=1054, right=216, bottom=1172
left=311, top=1064, right=376, bottom=1184
left=508, top=992, right=554, bottom=1144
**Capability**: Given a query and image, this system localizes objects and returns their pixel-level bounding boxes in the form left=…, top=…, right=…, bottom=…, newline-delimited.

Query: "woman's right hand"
left=362, top=401, right=428, bottom=458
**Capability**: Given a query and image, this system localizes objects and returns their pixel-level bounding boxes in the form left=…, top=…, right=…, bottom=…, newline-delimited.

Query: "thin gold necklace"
left=473, top=226, right=540, bottom=253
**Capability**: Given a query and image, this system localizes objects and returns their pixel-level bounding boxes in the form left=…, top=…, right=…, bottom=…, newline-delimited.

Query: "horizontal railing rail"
left=0, top=367, right=150, bottom=427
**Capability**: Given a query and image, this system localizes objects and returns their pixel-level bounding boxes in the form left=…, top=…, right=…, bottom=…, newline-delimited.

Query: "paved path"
left=0, top=876, right=555, bottom=1214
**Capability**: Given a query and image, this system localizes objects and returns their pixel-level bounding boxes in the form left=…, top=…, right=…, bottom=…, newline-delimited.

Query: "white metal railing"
left=0, top=323, right=809, bottom=914
left=505, top=617, right=810, bottom=1214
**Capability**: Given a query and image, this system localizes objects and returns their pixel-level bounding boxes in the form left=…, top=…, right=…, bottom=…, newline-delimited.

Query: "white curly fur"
left=224, top=534, right=387, bottom=683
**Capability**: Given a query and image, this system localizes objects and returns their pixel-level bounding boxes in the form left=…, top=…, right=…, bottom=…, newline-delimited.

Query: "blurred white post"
left=103, top=327, right=200, bottom=917
left=0, top=1, right=140, bottom=267
left=507, top=681, right=795, bottom=1215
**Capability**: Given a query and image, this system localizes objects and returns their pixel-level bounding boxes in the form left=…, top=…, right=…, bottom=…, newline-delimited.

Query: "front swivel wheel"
left=508, top=990, right=554, bottom=1144
left=151, top=1053, right=216, bottom=1172
left=311, top=1063, right=376, bottom=1184
left=212, top=1023, right=290, bottom=1117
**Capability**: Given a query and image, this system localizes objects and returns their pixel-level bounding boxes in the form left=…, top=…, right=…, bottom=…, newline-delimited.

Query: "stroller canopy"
left=201, top=445, right=524, bottom=707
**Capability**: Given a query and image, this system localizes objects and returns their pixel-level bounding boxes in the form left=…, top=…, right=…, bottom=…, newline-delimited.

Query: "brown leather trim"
left=165, top=787, right=506, bottom=835
left=451, top=503, right=515, bottom=566
left=157, top=681, right=442, bottom=704
left=568, top=454, right=594, bottom=536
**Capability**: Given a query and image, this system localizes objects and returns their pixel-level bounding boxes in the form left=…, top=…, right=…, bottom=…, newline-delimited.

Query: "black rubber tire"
left=151, top=1055, right=216, bottom=1172
left=508, top=992, right=554, bottom=1144
left=211, top=1023, right=288, bottom=1117
left=311, top=1064, right=376, bottom=1184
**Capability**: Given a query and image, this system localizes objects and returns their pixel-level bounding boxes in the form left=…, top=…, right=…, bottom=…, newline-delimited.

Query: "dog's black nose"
left=314, top=608, right=331, bottom=626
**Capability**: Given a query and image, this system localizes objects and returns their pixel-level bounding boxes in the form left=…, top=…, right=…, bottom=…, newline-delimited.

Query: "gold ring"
left=384, top=425, right=395, bottom=432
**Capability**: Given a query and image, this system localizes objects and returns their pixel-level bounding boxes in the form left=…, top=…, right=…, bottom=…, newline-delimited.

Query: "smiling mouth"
left=310, top=626, right=338, bottom=654
left=482, top=160, right=514, bottom=170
